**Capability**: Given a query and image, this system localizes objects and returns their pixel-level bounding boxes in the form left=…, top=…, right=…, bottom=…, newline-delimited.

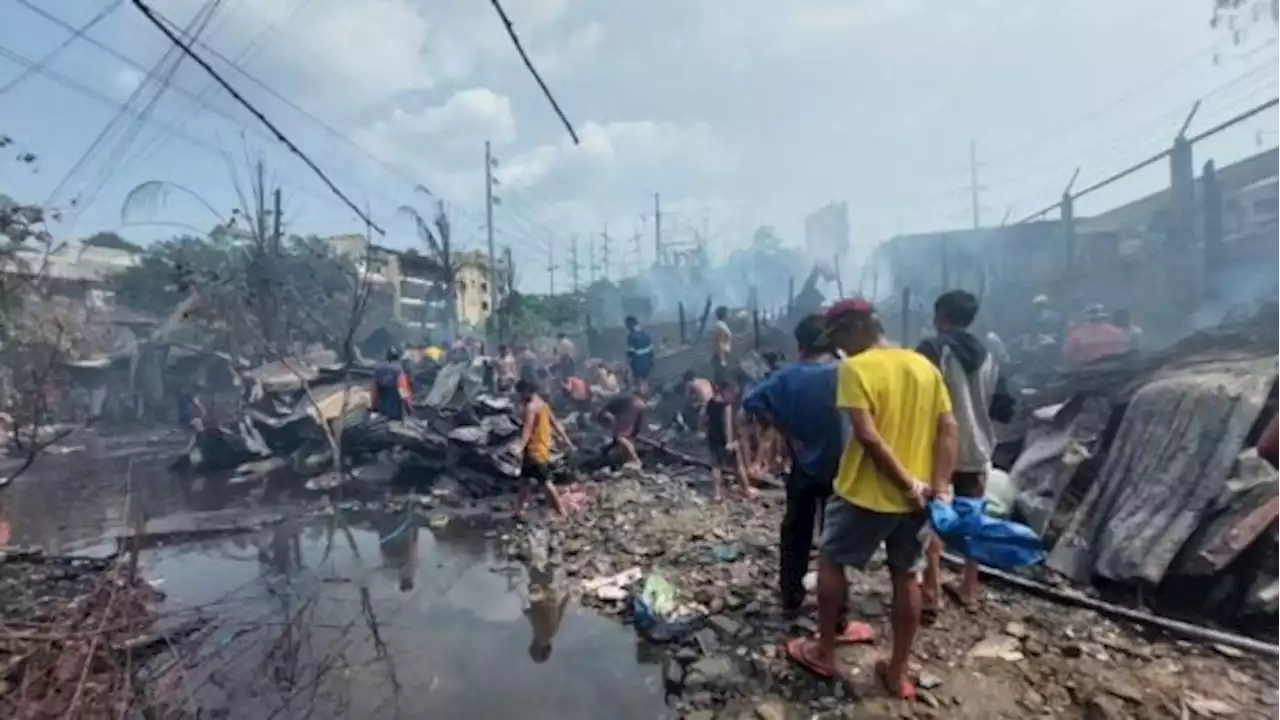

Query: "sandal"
left=920, top=606, right=940, bottom=627
left=785, top=637, right=838, bottom=679
left=875, top=659, right=917, bottom=700
left=943, top=583, right=980, bottom=613
left=833, top=621, right=875, bottom=645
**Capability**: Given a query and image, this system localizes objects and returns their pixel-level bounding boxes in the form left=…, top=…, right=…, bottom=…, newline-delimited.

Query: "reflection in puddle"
left=142, top=515, right=666, bottom=719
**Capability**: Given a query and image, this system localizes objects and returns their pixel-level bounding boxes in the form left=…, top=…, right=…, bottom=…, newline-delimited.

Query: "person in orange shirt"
left=512, top=380, right=575, bottom=519
left=1062, top=304, right=1131, bottom=369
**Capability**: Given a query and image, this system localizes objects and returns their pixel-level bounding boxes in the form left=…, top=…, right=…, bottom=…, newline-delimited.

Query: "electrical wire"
left=0, top=42, right=339, bottom=212
left=148, top=7, right=439, bottom=199
left=126, top=0, right=317, bottom=172
left=0, top=0, right=122, bottom=96
left=488, top=0, right=579, bottom=144
left=35, top=0, right=221, bottom=205
left=129, top=0, right=384, bottom=234
left=76, top=0, right=227, bottom=214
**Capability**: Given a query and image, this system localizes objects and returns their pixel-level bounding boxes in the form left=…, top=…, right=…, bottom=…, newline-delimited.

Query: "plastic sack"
left=928, top=497, right=1045, bottom=570
left=984, top=467, right=1016, bottom=518
left=631, top=572, right=701, bottom=643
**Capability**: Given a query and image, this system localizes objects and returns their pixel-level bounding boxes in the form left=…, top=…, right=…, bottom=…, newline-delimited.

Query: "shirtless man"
left=711, top=306, right=733, bottom=384
left=683, top=369, right=713, bottom=428
left=596, top=393, right=647, bottom=469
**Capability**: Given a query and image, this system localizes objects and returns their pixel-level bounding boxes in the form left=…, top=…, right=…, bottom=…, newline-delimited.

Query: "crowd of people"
left=362, top=293, right=1021, bottom=698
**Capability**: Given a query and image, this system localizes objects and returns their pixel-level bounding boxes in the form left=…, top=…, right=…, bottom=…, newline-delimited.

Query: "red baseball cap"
left=824, top=297, right=875, bottom=319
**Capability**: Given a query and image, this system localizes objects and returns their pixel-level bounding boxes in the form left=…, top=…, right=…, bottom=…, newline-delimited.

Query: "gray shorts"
left=819, top=496, right=929, bottom=573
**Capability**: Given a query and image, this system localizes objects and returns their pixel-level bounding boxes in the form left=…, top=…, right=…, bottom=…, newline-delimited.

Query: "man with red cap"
left=785, top=298, right=958, bottom=701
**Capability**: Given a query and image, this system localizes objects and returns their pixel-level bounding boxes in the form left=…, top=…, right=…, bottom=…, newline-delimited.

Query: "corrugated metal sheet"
left=1047, top=353, right=1277, bottom=584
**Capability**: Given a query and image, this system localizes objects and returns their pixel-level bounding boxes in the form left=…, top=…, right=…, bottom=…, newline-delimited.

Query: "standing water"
left=1, top=431, right=669, bottom=719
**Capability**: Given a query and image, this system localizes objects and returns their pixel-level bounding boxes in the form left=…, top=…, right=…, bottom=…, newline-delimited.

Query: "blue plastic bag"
left=928, top=497, right=1045, bottom=570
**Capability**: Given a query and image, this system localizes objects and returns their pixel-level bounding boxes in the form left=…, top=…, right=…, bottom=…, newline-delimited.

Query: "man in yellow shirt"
left=785, top=299, right=957, bottom=701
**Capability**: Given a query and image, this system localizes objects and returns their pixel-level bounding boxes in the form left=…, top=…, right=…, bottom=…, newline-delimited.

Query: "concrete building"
left=323, top=235, right=509, bottom=332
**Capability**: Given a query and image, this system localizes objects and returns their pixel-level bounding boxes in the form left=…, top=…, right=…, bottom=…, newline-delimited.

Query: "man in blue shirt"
left=624, top=315, right=655, bottom=393
left=742, top=314, right=846, bottom=613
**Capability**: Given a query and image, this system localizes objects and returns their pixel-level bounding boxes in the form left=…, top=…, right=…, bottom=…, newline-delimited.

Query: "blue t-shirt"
left=741, top=361, right=845, bottom=482
left=626, top=328, right=654, bottom=375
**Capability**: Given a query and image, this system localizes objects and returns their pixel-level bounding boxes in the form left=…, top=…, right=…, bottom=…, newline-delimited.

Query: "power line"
left=44, top=0, right=222, bottom=207
left=126, top=0, right=317, bottom=172
left=488, top=0, right=579, bottom=144
left=146, top=5, right=437, bottom=199
left=0, top=44, right=367, bottom=215
left=0, top=0, right=122, bottom=96
left=129, top=0, right=384, bottom=234
left=76, top=0, right=226, bottom=214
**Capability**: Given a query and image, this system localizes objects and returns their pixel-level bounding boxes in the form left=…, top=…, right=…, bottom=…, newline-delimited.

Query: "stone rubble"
left=501, top=469, right=1278, bottom=720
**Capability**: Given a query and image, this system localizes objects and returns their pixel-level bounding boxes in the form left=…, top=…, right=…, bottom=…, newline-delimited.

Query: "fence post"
left=678, top=302, right=687, bottom=345
left=1061, top=191, right=1076, bottom=275
left=1201, top=159, right=1222, bottom=294
left=1169, top=134, right=1199, bottom=308
left=900, top=287, right=911, bottom=348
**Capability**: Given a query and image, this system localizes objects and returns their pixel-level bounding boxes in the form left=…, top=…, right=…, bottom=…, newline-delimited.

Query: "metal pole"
left=653, top=192, right=662, bottom=265
left=484, top=140, right=497, bottom=326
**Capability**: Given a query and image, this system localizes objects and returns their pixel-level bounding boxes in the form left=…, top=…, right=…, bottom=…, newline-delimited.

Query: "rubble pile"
left=0, top=549, right=170, bottom=719
left=507, top=473, right=1278, bottom=719
left=188, top=356, right=568, bottom=501
left=1013, top=304, right=1279, bottom=630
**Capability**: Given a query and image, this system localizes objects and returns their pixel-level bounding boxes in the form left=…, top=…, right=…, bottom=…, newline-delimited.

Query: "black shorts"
left=708, top=439, right=734, bottom=467
left=952, top=471, right=986, bottom=499
left=521, top=458, right=551, bottom=486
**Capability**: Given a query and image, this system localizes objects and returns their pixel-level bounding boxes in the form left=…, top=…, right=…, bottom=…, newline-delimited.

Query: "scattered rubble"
left=501, top=467, right=1277, bottom=718
left=0, top=549, right=170, bottom=719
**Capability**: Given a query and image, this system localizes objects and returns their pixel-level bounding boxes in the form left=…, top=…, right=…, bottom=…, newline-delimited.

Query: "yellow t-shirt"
left=422, top=346, right=445, bottom=363
left=834, top=347, right=952, bottom=514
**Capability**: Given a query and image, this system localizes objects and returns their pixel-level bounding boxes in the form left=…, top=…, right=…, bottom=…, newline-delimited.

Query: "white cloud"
left=498, top=120, right=734, bottom=191
left=349, top=87, right=516, bottom=201
left=141, top=0, right=574, bottom=114
left=534, top=21, right=606, bottom=76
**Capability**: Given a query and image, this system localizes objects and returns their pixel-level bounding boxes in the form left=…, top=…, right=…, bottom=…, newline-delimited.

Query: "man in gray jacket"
left=915, top=290, right=1015, bottom=620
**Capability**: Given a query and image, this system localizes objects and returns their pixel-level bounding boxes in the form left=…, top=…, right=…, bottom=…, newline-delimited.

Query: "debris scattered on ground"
left=502, top=470, right=1279, bottom=719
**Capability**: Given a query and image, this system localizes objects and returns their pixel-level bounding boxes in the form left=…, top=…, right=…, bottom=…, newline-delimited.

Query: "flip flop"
left=833, top=621, right=875, bottom=645
left=942, top=583, right=980, bottom=613
left=785, top=637, right=838, bottom=679
left=920, top=606, right=940, bottom=627
left=875, top=659, right=917, bottom=701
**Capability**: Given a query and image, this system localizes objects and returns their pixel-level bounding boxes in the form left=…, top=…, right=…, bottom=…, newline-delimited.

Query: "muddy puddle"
left=1, top=431, right=669, bottom=718
left=135, top=516, right=667, bottom=718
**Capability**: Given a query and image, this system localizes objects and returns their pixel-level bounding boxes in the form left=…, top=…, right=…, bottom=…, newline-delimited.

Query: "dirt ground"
left=535, top=472, right=1279, bottom=720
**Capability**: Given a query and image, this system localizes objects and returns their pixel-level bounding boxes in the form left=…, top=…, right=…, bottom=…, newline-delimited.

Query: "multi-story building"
left=324, top=235, right=509, bottom=332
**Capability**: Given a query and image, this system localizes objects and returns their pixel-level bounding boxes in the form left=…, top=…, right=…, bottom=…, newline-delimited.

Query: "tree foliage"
left=112, top=233, right=393, bottom=359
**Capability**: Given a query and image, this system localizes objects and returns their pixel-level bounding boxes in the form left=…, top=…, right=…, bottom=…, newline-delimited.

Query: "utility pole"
left=653, top=192, right=662, bottom=265
left=969, top=139, right=982, bottom=229
left=271, top=187, right=282, bottom=254
left=484, top=140, right=498, bottom=324
left=504, top=245, right=513, bottom=296
left=588, top=232, right=597, bottom=285
left=601, top=224, right=612, bottom=281
left=570, top=235, right=581, bottom=293
left=630, top=228, right=641, bottom=277
left=547, top=242, right=558, bottom=295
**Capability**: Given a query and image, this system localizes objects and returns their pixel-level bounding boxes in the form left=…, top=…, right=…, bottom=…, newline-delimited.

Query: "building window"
left=480, top=282, right=488, bottom=293
left=457, top=280, right=467, bottom=292
left=481, top=301, right=490, bottom=312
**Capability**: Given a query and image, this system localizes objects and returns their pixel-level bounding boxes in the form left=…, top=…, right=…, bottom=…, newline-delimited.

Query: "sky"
left=0, top=0, right=1276, bottom=292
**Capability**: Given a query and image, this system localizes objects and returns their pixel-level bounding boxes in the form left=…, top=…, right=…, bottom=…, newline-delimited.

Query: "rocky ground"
left=507, top=469, right=1279, bottom=720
